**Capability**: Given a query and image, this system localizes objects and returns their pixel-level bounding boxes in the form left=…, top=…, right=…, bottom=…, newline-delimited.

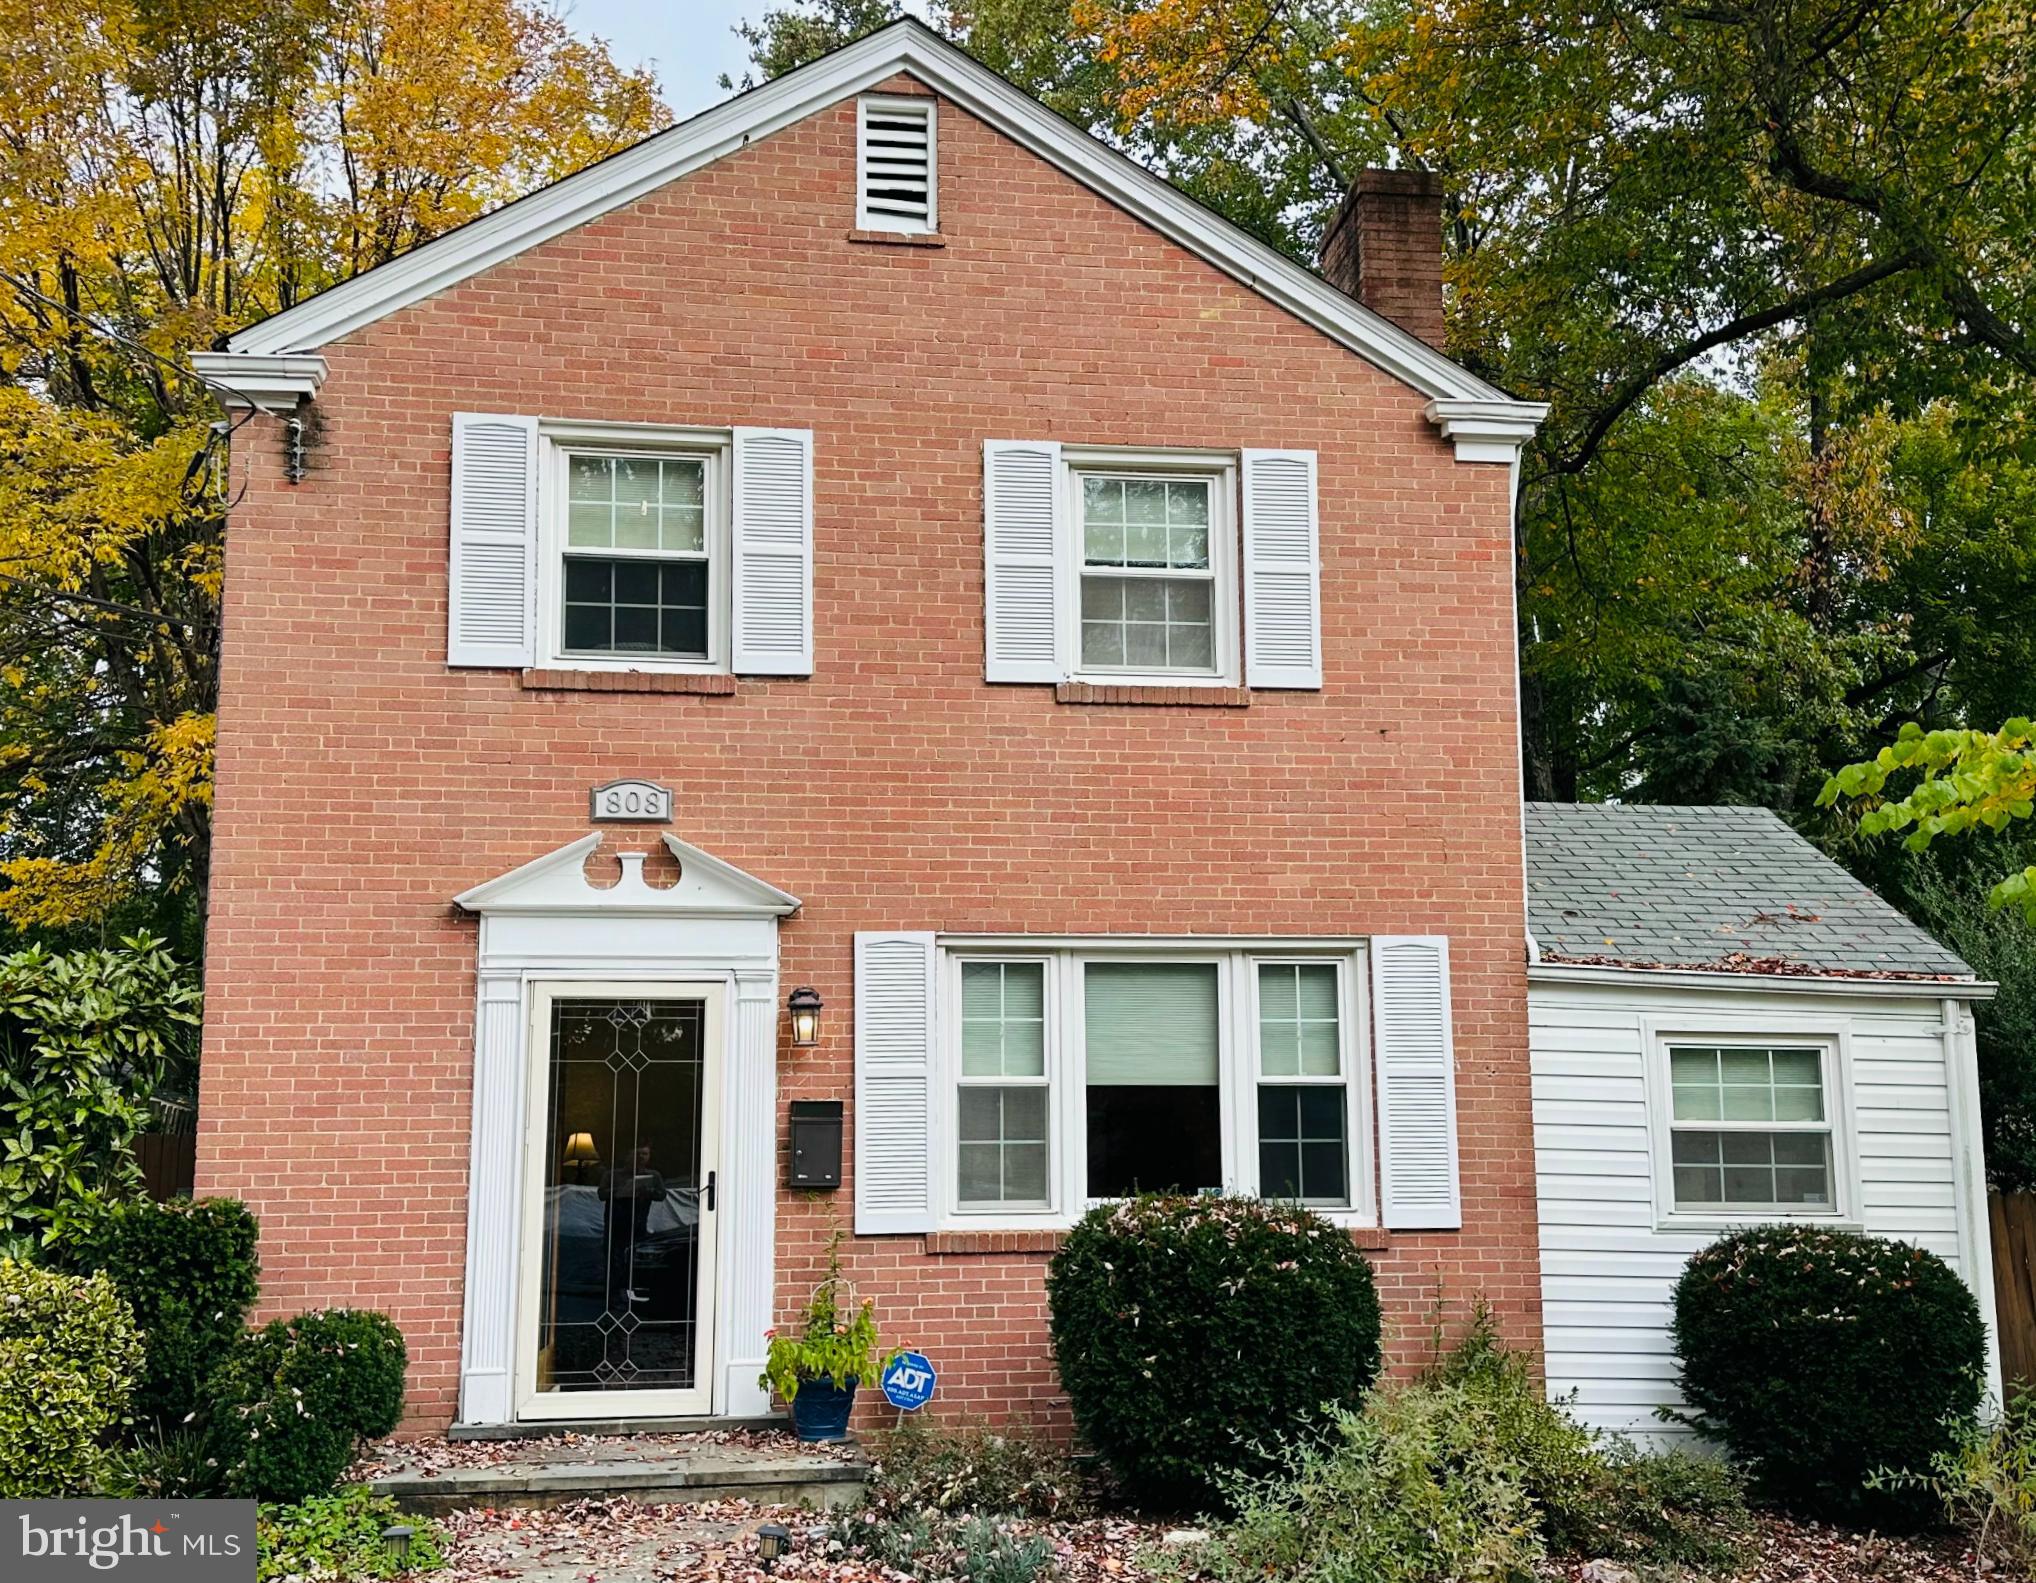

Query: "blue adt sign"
left=881, top=1350, right=937, bottom=1411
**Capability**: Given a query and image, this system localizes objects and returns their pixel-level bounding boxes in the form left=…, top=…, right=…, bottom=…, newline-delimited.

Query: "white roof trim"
left=1528, top=961, right=1996, bottom=1001
left=1427, top=398, right=1549, bottom=462
left=454, top=832, right=801, bottom=917
left=190, top=352, right=327, bottom=411
left=221, top=20, right=1529, bottom=426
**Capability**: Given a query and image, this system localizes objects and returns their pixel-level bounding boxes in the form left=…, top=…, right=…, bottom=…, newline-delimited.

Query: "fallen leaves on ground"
left=350, top=1428, right=859, bottom=1482
left=1542, top=1513, right=1979, bottom=1583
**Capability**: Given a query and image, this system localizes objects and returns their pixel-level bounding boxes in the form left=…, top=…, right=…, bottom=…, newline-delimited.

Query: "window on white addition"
left=1664, top=1042, right=1837, bottom=1214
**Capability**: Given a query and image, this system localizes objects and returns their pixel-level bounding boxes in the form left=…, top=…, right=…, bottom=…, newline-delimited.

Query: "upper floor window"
left=560, top=452, right=716, bottom=663
left=858, top=96, right=937, bottom=234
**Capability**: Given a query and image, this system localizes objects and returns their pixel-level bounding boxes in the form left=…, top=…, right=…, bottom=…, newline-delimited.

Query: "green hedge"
left=1672, top=1226, right=1985, bottom=1525
left=214, top=1310, right=407, bottom=1503
left=0, top=1258, right=144, bottom=1497
left=1046, top=1195, right=1381, bottom=1510
left=69, top=1197, right=260, bottom=1429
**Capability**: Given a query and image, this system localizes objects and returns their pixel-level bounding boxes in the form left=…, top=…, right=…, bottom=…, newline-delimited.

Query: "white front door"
left=516, top=981, right=724, bottom=1419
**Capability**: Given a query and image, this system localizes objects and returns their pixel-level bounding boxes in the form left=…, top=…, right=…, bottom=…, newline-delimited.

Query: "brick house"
left=191, top=16, right=1563, bottom=1433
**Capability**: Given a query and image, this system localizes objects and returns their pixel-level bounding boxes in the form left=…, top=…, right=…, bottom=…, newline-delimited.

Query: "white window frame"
left=536, top=420, right=733, bottom=674
left=1060, top=448, right=1241, bottom=689
left=856, top=95, right=938, bottom=235
left=1641, top=1017, right=1862, bottom=1233
left=934, top=938, right=1373, bottom=1230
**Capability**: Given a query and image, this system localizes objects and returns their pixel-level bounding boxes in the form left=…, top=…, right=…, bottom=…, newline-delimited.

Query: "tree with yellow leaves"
left=0, top=0, right=666, bottom=945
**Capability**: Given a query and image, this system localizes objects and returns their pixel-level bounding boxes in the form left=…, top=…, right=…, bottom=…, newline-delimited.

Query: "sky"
left=560, top=1, right=935, bottom=120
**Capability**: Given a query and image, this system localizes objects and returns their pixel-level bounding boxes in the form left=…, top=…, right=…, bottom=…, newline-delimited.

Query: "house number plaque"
left=589, top=779, right=673, bottom=823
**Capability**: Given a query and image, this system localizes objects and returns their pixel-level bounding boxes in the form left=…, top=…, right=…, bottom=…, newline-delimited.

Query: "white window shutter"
left=1371, top=935, right=1462, bottom=1229
left=1242, top=448, right=1323, bottom=689
left=983, top=440, right=1063, bottom=682
left=448, top=413, right=538, bottom=667
left=854, top=931, right=938, bottom=1234
left=732, top=426, right=815, bottom=675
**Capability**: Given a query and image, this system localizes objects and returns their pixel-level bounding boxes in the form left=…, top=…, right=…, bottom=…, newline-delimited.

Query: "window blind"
left=1083, top=962, right=1219, bottom=1086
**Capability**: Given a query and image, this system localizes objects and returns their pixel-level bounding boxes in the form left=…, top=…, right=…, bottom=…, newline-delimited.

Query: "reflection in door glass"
left=538, top=998, right=706, bottom=1393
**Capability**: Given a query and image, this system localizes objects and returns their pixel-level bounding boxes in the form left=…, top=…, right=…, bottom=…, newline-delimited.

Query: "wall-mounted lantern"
left=787, top=986, right=824, bottom=1047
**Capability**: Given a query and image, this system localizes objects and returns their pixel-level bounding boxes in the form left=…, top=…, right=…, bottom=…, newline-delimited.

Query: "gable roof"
left=454, top=832, right=800, bottom=916
left=1525, top=802, right=1973, bottom=981
left=219, top=19, right=1527, bottom=418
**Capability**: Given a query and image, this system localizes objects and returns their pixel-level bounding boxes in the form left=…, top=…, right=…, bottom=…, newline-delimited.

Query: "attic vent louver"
left=857, top=96, right=936, bottom=233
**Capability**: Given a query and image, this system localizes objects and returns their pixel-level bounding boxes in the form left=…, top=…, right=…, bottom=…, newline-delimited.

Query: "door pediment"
left=454, top=833, right=800, bottom=918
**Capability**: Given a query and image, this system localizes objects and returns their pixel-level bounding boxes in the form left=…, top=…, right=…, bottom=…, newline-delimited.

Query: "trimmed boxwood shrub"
left=213, top=1310, right=407, bottom=1502
left=0, top=1258, right=145, bottom=1496
left=1046, top=1195, right=1381, bottom=1510
left=68, top=1196, right=260, bottom=1429
left=1672, top=1225, right=1984, bottom=1525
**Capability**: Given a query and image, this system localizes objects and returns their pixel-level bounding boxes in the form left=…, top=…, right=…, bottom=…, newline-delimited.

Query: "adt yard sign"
left=881, top=1351, right=936, bottom=1411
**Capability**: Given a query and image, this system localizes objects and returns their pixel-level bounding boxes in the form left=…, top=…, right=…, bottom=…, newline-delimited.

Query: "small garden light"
left=756, top=1521, right=793, bottom=1568
left=381, top=1524, right=414, bottom=1568
left=787, top=986, right=824, bottom=1047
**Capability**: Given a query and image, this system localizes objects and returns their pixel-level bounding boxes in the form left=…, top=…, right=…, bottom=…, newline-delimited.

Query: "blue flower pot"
left=790, top=1375, right=858, bottom=1442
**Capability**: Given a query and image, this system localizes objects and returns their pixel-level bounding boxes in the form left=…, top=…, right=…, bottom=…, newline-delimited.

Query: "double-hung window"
left=944, top=946, right=1368, bottom=1223
left=1655, top=1037, right=1847, bottom=1220
left=1068, top=454, right=1238, bottom=685
left=540, top=427, right=729, bottom=672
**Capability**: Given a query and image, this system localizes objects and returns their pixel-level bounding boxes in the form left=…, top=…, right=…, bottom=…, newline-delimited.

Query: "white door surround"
left=453, top=833, right=799, bottom=1425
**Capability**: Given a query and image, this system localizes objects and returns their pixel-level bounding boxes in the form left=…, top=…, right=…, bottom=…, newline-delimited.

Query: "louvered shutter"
left=983, top=440, right=1063, bottom=683
left=448, top=413, right=539, bottom=667
left=1371, top=935, right=1462, bottom=1229
left=1241, top=448, right=1323, bottom=689
left=858, top=98, right=936, bottom=233
left=854, top=932, right=939, bottom=1233
left=732, top=427, right=815, bottom=676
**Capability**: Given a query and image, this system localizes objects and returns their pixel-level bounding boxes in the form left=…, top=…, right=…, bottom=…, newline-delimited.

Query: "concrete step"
left=365, top=1430, right=867, bottom=1516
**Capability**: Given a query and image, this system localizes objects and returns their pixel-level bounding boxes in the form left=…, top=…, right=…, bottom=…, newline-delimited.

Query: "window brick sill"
left=1055, top=682, right=1252, bottom=707
left=846, top=229, right=946, bottom=247
left=924, top=1230, right=1064, bottom=1257
left=521, top=669, right=737, bottom=695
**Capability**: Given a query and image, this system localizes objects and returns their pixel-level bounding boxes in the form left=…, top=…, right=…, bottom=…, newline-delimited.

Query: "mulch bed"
left=1541, top=1513, right=1981, bottom=1582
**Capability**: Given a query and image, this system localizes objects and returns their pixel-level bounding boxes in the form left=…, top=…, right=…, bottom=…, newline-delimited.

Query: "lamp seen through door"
left=562, top=1131, right=599, bottom=1184
left=787, top=986, right=823, bottom=1047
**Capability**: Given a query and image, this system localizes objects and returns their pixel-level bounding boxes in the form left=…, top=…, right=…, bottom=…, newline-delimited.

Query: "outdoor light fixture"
left=787, top=986, right=824, bottom=1047
left=382, top=1524, right=414, bottom=1568
left=756, top=1521, right=793, bottom=1568
left=562, top=1131, right=599, bottom=1184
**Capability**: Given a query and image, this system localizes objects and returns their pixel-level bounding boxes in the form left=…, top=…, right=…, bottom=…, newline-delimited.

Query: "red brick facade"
left=198, top=75, right=1539, bottom=1432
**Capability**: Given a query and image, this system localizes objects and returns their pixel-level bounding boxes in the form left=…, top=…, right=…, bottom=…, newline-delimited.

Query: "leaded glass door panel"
left=517, top=983, right=722, bottom=1419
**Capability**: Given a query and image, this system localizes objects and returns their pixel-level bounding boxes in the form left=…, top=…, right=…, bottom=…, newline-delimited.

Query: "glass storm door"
left=517, top=983, right=722, bottom=1419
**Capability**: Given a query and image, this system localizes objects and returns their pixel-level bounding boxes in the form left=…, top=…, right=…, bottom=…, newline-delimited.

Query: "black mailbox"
left=788, top=1100, right=844, bottom=1188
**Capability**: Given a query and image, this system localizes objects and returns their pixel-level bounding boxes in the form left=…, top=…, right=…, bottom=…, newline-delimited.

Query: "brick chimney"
left=1318, top=168, right=1447, bottom=351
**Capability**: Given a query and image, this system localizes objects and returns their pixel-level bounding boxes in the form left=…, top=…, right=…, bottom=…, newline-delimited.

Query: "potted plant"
left=761, top=1231, right=896, bottom=1442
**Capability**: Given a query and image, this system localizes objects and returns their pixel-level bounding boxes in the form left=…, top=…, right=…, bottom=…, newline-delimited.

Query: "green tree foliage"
left=0, top=937, right=201, bottom=1252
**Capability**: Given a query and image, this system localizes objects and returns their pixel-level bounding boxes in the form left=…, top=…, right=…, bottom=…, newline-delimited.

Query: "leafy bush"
left=214, top=1310, right=408, bottom=1502
left=257, top=1486, right=444, bottom=1581
left=1872, top=1389, right=2036, bottom=1574
left=867, top=1417, right=1083, bottom=1518
left=100, top=1424, right=226, bottom=1499
left=1434, top=1309, right=1748, bottom=1570
left=1672, top=1225, right=1985, bottom=1524
left=69, top=1196, right=261, bottom=1430
left=1182, top=1315, right=1750, bottom=1583
left=1046, top=1195, right=1381, bottom=1510
left=0, top=937, right=201, bottom=1254
left=0, top=1257, right=145, bottom=1497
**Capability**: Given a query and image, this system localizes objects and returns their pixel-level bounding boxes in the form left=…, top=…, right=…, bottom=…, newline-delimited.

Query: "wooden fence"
left=137, top=1131, right=196, bottom=1200
left=1991, top=1191, right=2036, bottom=1390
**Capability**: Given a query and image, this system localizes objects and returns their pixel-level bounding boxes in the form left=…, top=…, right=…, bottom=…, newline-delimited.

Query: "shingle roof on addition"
left=1524, top=802, right=1974, bottom=981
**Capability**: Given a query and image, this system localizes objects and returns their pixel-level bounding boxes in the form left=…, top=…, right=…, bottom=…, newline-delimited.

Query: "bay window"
left=942, top=945, right=1369, bottom=1223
